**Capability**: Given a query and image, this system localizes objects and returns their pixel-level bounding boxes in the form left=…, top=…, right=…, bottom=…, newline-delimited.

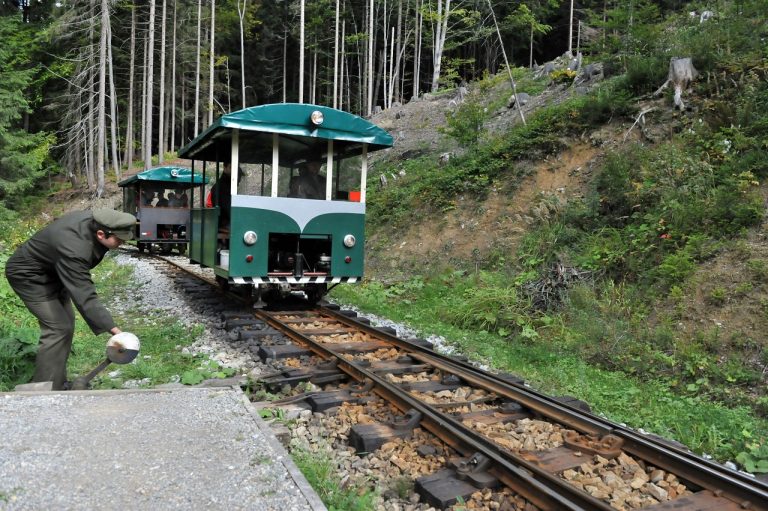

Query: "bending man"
left=5, top=209, right=136, bottom=390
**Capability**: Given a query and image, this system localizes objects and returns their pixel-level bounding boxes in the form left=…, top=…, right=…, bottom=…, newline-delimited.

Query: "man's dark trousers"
left=12, top=287, right=76, bottom=390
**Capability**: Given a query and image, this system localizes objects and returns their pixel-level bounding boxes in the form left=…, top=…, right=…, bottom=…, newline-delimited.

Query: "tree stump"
left=654, top=57, right=699, bottom=111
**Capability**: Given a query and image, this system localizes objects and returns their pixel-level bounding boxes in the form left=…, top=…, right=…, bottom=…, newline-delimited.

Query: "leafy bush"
left=441, top=272, right=532, bottom=337
left=550, top=69, right=577, bottom=83
left=439, top=97, right=486, bottom=148
left=0, top=328, right=38, bottom=391
left=578, top=82, right=636, bottom=125
left=623, top=55, right=669, bottom=96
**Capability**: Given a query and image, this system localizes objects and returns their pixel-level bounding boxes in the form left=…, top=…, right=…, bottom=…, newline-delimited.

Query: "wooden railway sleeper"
left=349, top=409, right=423, bottom=454
left=415, top=454, right=502, bottom=510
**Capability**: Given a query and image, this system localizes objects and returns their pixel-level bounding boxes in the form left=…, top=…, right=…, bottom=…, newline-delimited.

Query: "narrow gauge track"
left=145, top=251, right=768, bottom=511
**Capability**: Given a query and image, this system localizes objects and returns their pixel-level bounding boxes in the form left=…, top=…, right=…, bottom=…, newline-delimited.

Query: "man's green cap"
left=93, top=209, right=136, bottom=240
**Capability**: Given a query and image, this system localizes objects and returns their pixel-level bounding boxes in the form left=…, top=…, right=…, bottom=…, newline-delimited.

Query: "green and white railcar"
left=178, top=103, right=393, bottom=303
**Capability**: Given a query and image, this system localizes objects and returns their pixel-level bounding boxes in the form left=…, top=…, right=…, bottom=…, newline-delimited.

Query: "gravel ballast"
left=0, top=387, right=325, bottom=510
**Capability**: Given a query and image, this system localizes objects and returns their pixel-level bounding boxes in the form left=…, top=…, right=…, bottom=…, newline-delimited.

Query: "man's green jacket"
left=5, top=210, right=115, bottom=334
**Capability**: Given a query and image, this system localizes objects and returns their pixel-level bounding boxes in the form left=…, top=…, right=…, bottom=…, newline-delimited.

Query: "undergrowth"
left=291, top=445, right=378, bottom=511
left=356, top=2, right=768, bottom=473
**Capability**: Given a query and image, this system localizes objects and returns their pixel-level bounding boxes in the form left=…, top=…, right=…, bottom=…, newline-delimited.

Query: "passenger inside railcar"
left=289, top=161, right=326, bottom=200
left=141, top=188, right=154, bottom=206
left=155, top=192, right=169, bottom=208
left=176, top=189, right=189, bottom=207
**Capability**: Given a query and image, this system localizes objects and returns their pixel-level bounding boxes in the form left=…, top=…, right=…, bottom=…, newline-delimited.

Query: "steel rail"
left=256, top=309, right=613, bottom=511
left=321, top=306, right=768, bottom=510
left=128, top=252, right=767, bottom=509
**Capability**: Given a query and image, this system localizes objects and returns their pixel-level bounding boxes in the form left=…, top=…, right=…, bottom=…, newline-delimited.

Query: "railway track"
left=142, top=250, right=768, bottom=510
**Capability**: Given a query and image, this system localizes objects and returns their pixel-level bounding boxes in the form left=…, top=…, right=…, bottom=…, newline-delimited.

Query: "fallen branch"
left=624, top=107, right=657, bottom=142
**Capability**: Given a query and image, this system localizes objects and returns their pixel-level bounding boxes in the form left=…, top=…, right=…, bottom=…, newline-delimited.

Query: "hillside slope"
left=365, top=59, right=768, bottom=414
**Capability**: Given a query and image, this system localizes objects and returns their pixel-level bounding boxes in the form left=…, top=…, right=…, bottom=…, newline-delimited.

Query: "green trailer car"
left=119, top=166, right=208, bottom=255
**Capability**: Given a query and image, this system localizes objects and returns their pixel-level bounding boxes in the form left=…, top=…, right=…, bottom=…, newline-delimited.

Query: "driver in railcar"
left=289, top=161, right=326, bottom=200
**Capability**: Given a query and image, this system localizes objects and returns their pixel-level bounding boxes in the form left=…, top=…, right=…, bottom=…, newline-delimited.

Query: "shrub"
left=623, top=55, right=669, bottom=96
left=578, top=83, right=636, bottom=125
left=439, top=98, right=486, bottom=148
left=0, top=328, right=38, bottom=391
left=550, top=69, right=577, bottom=83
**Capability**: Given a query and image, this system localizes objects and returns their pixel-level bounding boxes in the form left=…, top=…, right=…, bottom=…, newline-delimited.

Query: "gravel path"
left=0, top=388, right=324, bottom=510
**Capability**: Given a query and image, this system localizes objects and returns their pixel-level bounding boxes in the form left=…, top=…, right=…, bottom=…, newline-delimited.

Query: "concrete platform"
left=0, top=387, right=326, bottom=511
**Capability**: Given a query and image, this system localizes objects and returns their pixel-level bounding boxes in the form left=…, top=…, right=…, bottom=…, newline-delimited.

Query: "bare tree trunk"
left=97, top=0, right=107, bottom=197
left=238, top=0, right=247, bottom=109
left=144, top=0, right=156, bottom=170
left=333, top=0, right=339, bottom=108
left=366, top=0, right=373, bottom=115
left=208, top=0, right=215, bottom=126
left=339, top=18, right=345, bottom=110
left=86, top=0, right=96, bottom=189
left=430, top=0, right=451, bottom=93
left=487, top=0, right=526, bottom=125
left=310, top=41, right=317, bottom=105
left=124, top=4, right=136, bottom=170
left=529, top=24, right=534, bottom=68
left=282, top=24, right=287, bottom=103
left=394, top=0, right=402, bottom=104
left=382, top=0, right=389, bottom=109
left=299, top=0, right=305, bottom=103
left=568, top=0, right=574, bottom=56
left=194, top=0, right=201, bottom=136
left=158, top=0, right=167, bottom=163
left=106, top=16, right=120, bottom=179
left=140, top=27, right=147, bottom=169
left=170, top=0, right=177, bottom=153
left=387, top=27, right=394, bottom=108
left=181, top=76, right=186, bottom=145
left=413, top=0, right=421, bottom=98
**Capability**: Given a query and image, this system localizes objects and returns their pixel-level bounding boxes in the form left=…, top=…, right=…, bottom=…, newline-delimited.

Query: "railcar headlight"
left=310, top=110, right=324, bottom=126
left=343, top=234, right=356, bottom=248
left=243, top=231, right=258, bottom=245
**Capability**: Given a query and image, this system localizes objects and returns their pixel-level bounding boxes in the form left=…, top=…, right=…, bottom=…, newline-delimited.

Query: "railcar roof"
left=117, top=166, right=209, bottom=187
left=178, top=103, right=394, bottom=163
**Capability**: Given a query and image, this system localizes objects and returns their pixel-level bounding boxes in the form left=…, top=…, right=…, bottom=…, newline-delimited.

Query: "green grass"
left=330, top=279, right=768, bottom=468
left=68, top=254, right=224, bottom=388
left=291, top=446, right=377, bottom=511
left=0, top=248, right=228, bottom=390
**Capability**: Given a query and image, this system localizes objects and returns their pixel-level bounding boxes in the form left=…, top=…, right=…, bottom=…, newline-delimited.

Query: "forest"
left=1, top=0, right=696, bottom=203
